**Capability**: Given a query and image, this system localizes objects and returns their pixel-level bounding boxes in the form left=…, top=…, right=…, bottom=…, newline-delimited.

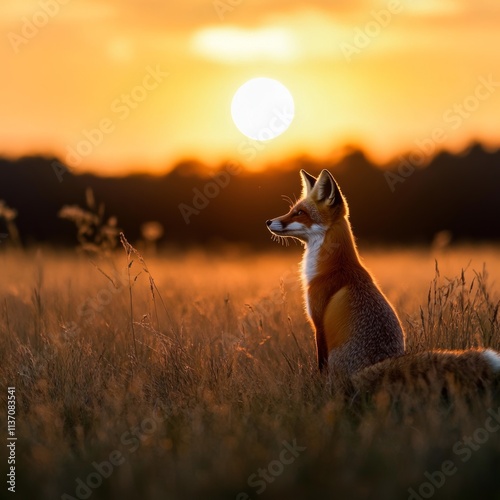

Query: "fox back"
left=349, top=348, right=500, bottom=402
left=267, top=169, right=405, bottom=373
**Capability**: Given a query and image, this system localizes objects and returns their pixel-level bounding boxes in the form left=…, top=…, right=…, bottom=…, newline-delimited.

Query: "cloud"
left=191, top=26, right=299, bottom=62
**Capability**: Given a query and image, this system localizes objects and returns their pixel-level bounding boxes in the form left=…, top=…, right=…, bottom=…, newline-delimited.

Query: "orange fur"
left=323, top=287, right=351, bottom=349
left=267, top=170, right=405, bottom=373
left=267, top=169, right=500, bottom=387
left=306, top=219, right=375, bottom=368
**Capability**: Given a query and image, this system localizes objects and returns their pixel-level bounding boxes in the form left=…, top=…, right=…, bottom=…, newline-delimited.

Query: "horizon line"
left=1, top=140, right=498, bottom=179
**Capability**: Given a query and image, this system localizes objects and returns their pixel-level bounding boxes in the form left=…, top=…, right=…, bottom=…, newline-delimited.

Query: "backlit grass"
left=1, top=245, right=500, bottom=500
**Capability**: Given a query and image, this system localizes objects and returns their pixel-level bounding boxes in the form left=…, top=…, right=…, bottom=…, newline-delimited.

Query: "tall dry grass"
left=0, top=244, right=500, bottom=500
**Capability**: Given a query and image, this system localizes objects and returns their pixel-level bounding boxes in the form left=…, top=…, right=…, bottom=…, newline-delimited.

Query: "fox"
left=266, top=169, right=500, bottom=383
left=350, top=348, right=500, bottom=398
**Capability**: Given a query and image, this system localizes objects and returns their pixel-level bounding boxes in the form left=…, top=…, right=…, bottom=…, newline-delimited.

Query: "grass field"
left=1, top=244, right=500, bottom=500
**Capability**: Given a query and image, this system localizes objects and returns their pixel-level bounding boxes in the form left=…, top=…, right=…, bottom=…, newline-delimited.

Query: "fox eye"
left=295, top=210, right=305, bottom=216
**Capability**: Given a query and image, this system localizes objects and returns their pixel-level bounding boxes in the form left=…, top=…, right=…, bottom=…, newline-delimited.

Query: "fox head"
left=266, top=169, right=348, bottom=244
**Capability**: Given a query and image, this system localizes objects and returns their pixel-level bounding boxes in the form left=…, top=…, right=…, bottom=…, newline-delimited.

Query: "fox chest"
left=308, top=286, right=352, bottom=351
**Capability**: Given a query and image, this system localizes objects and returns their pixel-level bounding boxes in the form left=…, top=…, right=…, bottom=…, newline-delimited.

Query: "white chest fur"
left=301, top=227, right=325, bottom=317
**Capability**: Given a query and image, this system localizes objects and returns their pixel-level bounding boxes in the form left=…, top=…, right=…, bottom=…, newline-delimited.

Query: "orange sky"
left=2, top=0, right=500, bottom=175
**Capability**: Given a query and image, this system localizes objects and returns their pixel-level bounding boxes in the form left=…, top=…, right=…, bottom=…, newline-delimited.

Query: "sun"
left=231, top=77, right=295, bottom=141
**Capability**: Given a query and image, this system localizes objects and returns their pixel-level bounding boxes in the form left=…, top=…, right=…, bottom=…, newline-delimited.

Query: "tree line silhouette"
left=0, top=142, right=498, bottom=249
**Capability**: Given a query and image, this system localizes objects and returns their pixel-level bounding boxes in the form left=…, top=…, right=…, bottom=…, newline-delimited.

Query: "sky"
left=2, top=0, right=500, bottom=175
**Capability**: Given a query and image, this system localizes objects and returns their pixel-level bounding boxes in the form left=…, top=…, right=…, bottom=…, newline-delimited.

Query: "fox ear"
left=313, top=170, right=339, bottom=206
left=300, top=170, right=316, bottom=197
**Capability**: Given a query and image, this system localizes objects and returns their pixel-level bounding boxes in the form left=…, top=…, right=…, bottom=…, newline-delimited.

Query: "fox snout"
left=266, top=216, right=301, bottom=235
left=266, top=214, right=314, bottom=243
left=266, top=219, right=284, bottom=233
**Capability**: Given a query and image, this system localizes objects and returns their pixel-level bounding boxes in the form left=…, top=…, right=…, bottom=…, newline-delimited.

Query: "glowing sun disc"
left=231, top=77, right=295, bottom=141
